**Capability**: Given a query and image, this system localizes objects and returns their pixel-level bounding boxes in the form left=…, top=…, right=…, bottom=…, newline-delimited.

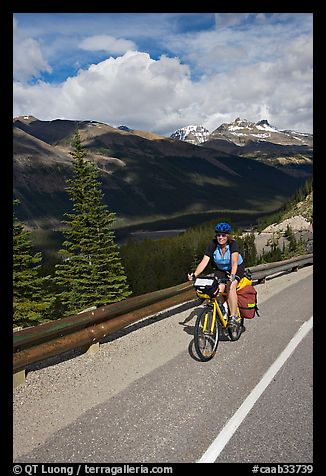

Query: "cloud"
left=13, top=17, right=52, bottom=81
left=13, top=13, right=313, bottom=135
left=165, top=14, right=312, bottom=78
left=214, top=13, right=252, bottom=28
left=13, top=43, right=313, bottom=135
left=13, top=52, right=194, bottom=133
left=80, top=35, right=136, bottom=54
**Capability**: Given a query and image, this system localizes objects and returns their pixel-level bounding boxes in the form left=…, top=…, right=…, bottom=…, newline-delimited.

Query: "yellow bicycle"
left=192, top=275, right=244, bottom=361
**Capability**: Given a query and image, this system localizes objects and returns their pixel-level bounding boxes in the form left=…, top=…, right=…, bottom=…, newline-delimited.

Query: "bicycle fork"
left=203, top=304, right=216, bottom=334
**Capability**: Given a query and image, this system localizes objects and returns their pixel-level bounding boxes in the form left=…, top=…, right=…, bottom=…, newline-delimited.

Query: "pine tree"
left=13, top=200, right=52, bottom=327
left=238, top=232, right=257, bottom=267
left=284, top=225, right=297, bottom=254
left=55, top=131, right=130, bottom=315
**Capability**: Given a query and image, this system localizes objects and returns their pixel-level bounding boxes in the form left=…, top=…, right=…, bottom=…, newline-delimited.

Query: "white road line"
left=197, top=315, right=313, bottom=463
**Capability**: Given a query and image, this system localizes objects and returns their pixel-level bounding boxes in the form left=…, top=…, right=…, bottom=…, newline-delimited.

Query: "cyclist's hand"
left=188, top=272, right=195, bottom=281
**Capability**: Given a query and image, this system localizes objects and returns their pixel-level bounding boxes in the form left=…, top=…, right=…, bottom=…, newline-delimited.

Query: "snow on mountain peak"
left=170, top=125, right=210, bottom=145
left=255, top=119, right=278, bottom=133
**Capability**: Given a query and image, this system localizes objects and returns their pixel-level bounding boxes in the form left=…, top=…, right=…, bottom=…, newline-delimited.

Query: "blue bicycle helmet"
left=215, top=222, right=232, bottom=233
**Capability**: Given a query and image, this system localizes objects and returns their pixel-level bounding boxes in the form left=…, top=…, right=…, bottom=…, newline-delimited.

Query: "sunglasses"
left=216, top=233, right=227, bottom=238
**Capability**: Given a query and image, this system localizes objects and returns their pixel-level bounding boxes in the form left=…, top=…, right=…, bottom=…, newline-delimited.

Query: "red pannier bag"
left=237, top=284, right=259, bottom=319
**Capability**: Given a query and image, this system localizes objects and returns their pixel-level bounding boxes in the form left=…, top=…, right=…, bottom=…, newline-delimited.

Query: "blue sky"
left=13, top=13, right=313, bottom=135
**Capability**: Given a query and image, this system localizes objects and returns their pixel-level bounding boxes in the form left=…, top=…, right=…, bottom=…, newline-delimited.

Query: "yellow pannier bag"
left=236, top=276, right=252, bottom=291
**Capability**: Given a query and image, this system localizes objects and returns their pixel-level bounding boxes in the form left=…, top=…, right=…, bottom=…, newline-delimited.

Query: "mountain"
left=170, top=125, right=210, bottom=145
left=207, top=117, right=313, bottom=147
left=170, top=117, right=313, bottom=148
left=13, top=116, right=312, bottom=233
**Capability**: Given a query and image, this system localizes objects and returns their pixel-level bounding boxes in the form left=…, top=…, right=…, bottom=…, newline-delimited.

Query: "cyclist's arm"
left=191, top=255, right=210, bottom=279
left=230, top=251, right=239, bottom=281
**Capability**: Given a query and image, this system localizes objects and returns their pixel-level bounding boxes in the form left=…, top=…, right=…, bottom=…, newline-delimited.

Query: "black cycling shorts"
left=214, top=262, right=246, bottom=282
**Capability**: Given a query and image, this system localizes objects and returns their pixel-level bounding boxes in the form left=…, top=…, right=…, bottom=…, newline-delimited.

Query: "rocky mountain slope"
left=208, top=117, right=312, bottom=147
left=262, top=191, right=313, bottom=233
left=13, top=116, right=312, bottom=232
left=239, top=190, right=313, bottom=256
left=259, top=191, right=313, bottom=255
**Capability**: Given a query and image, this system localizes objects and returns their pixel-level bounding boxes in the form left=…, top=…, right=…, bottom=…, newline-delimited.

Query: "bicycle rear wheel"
left=227, top=308, right=244, bottom=341
left=194, top=307, right=219, bottom=361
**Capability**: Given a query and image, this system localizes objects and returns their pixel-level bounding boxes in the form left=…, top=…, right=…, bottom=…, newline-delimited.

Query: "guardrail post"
left=13, top=369, right=26, bottom=388
left=13, top=327, right=26, bottom=388
left=84, top=341, right=100, bottom=355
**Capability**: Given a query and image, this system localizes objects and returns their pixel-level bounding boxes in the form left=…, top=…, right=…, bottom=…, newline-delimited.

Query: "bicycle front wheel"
left=194, top=307, right=219, bottom=361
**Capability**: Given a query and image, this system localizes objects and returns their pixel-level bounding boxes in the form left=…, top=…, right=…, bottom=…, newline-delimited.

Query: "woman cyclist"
left=187, top=222, right=245, bottom=327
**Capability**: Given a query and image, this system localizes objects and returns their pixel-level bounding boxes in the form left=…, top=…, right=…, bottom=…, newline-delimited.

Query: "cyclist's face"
left=216, top=233, right=228, bottom=241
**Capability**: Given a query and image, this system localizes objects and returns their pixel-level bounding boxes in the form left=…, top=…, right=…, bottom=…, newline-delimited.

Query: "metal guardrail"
left=249, top=253, right=313, bottom=282
left=13, top=253, right=313, bottom=376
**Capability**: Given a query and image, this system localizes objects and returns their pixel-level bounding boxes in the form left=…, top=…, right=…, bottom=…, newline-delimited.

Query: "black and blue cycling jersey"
left=205, top=239, right=243, bottom=272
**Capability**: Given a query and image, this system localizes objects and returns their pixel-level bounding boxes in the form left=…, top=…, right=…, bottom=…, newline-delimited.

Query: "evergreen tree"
left=238, top=232, right=257, bottom=267
left=13, top=200, right=52, bottom=327
left=55, top=131, right=130, bottom=315
left=284, top=225, right=297, bottom=253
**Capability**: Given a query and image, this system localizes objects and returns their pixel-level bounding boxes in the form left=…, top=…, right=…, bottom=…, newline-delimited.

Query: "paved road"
left=13, top=266, right=313, bottom=464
